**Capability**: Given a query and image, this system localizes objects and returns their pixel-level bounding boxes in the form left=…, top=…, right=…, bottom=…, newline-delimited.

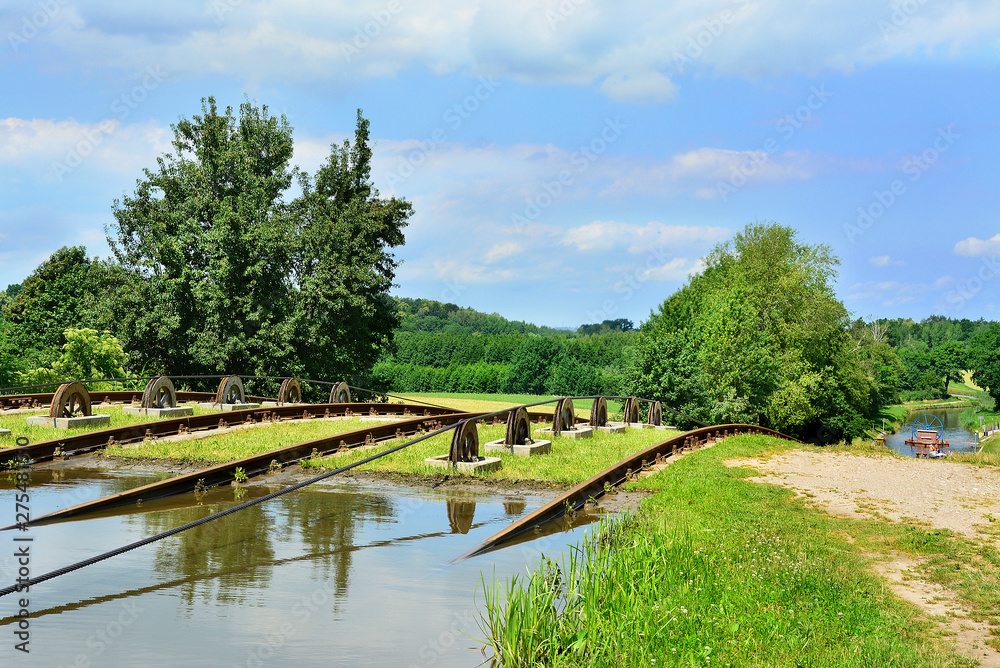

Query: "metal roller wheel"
left=278, top=378, right=302, bottom=405
left=505, top=407, right=532, bottom=445
left=141, top=376, right=177, bottom=409
left=449, top=419, right=480, bottom=463
left=215, top=375, right=246, bottom=405
left=647, top=401, right=662, bottom=427
left=49, top=382, right=92, bottom=418
left=590, top=396, right=609, bottom=427
left=623, top=397, right=640, bottom=424
left=329, top=382, right=351, bottom=404
left=552, top=398, right=576, bottom=433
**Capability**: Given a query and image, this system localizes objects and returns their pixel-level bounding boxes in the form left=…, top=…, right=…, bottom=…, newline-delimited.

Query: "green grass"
left=302, top=422, right=677, bottom=485
left=479, top=435, right=991, bottom=667
left=101, top=417, right=400, bottom=464
left=0, top=403, right=219, bottom=446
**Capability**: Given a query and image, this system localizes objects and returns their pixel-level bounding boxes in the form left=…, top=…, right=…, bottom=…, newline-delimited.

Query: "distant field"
left=961, top=370, right=984, bottom=391
left=392, top=392, right=625, bottom=419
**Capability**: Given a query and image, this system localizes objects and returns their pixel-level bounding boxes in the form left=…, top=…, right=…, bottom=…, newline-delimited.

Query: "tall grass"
left=479, top=434, right=980, bottom=667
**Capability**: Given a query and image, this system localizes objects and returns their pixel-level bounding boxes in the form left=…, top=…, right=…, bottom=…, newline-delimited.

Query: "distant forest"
left=373, top=297, right=997, bottom=409
left=371, top=298, right=637, bottom=395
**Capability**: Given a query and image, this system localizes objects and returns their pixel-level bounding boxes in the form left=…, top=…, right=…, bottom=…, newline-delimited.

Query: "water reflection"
left=446, top=498, right=476, bottom=534
left=503, top=499, right=526, bottom=516
left=0, top=473, right=603, bottom=667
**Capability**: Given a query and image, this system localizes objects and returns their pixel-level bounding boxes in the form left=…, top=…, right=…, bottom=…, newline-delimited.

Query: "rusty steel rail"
left=0, top=403, right=458, bottom=465
left=1, top=408, right=553, bottom=530
left=0, top=390, right=274, bottom=411
left=452, top=424, right=801, bottom=561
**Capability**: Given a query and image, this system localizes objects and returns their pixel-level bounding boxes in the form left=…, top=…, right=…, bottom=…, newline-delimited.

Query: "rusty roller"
left=551, top=398, right=576, bottom=434
left=278, top=378, right=302, bottom=405
left=141, top=376, right=177, bottom=409
left=590, top=396, right=609, bottom=427
left=214, top=375, right=246, bottom=405
left=504, top=407, right=532, bottom=445
left=622, top=396, right=640, bottom=424
left=449, top=419, right=480, bottom=463
left=647, top=401, right=662, bottom=427
left=49, top=382, right=92, bottom=419
left=329, top=382, right=351, bottom=404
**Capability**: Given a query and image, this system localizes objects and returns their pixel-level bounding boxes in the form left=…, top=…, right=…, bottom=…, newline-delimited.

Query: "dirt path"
left=725, top=449, right=1000, bottom=666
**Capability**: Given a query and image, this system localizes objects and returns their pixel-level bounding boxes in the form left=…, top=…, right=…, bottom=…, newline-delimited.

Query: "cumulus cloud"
left=562, top=221, right=730, bottom=253
left=954, top=233, right=1000, bottom=257
left=869, top=255, right=904, bottom=267
left=0, top=117, right=170, bottom=182
left=599, top=70, right=677, bottom=105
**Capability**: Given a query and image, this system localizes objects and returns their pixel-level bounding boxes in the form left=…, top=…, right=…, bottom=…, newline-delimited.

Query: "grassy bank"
left=303, top=422, right=676, bottom=485
left=394, top=392, right=625, bottom=419
left=0, top=403, right=219, bottom=445
left=480, top=434, right=991, bottom=667
left=102, top=417, right=399, bottom=464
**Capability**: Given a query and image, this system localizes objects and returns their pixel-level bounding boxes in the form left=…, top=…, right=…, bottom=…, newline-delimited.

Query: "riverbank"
left=481, top=434, right=1000, bottom=667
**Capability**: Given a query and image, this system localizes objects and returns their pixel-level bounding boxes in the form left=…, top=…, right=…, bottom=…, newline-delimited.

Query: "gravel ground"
left=726, top=449, right=1000, bottom=666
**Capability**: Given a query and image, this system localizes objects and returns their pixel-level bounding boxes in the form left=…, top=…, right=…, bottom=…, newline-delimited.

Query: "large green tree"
left=624, top=222, right=897, bottom=439
left=1, top=246, right=108, bottom=375
left=969, top=324, right=1000, bottom=403
left=105, top=98, right=411, bottom=383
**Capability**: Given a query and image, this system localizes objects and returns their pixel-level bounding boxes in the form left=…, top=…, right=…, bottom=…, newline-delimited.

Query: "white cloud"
left=602, top=148, right=824, bottom=198
left=599, top=70, right=677, bottom=105
left=484, top=241, right=521, bottom=264
left=9, top=0, right=999, bottom=102
left=0, top=117, right=171, bottom=182
left=562, top=220, right=730, bottom=253
left=846, top=280, right=930, bottom=306
left=954, top=233, right=1000, bottom=257
left=638, top=257, right=707, bottom=281
left=869, top=255, right=904, bottom=267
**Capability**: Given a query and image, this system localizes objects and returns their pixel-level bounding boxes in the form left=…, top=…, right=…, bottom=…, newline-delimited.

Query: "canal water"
left=0, top=468, right=599, bottom=667
left=884, top=407, right=978, bottom=457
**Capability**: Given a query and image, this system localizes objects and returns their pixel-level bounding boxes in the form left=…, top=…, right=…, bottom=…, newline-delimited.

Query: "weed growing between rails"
left=479, top=434, right=977, bottom=667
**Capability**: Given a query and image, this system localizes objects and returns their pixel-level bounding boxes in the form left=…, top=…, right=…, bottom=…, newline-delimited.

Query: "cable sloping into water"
left=0, top=421, right=458, bottom=598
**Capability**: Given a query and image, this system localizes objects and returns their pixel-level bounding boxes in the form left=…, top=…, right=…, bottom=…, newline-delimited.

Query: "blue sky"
left=1, top=0, right=997, bottom=328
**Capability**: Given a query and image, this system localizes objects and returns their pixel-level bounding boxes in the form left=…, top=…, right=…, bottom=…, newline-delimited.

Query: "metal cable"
left=0, top=418, right=460, bottom=598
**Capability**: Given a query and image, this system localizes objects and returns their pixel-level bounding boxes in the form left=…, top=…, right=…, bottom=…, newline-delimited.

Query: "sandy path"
left=725, top=450, right=1000, bottom=666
